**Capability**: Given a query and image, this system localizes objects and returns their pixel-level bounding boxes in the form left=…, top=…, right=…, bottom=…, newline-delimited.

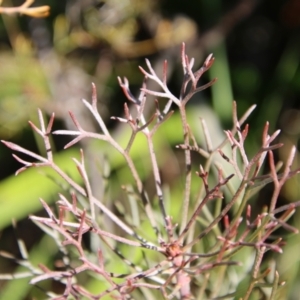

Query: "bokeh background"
left=0, top=0, right=300, bottom=299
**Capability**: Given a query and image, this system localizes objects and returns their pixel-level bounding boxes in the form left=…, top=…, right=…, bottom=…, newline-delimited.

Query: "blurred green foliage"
left=0, top=0, right=300, bottom=299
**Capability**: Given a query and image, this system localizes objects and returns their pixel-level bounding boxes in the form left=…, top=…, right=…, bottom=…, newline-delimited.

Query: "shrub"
left=1, top=44, right=300, bottom=299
